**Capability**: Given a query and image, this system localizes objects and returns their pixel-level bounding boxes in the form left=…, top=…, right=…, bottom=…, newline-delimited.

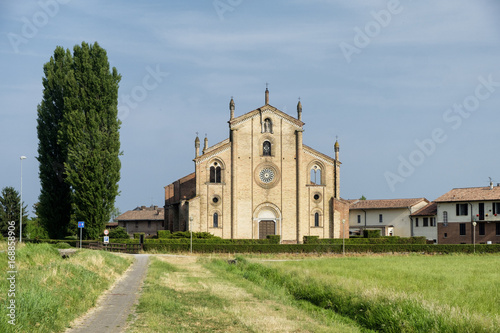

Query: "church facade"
left=164, top=89, right=349, bottom=243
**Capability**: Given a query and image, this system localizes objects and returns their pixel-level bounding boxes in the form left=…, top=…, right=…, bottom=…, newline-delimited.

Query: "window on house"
left=213, top=213, right=219, bottom=228
left=444, top=233, right=447, bottom=238
left=493, top=202, right=500, bottom=215
left=431, top=217, right=436, bottom=227
left=148, top=221, right=151, bottom=229
left=423, top=218, right=429, bottom=227
left=415, top=218, right=419, bottom=227
left=496, top=223, right=500, bottom=236
left=135, top=221, right=138, bottom=228
left=459, top=223, right=466, bottom=235
left=314, top=212, right=320, bottom=227
left=357, top=215, right=361, bottom=224
left=478, top=222, right=485, bottom=236
left=263, top=141, right=271, bottom=156
left=379, top=214, right=383, bottom=223
left=210, top=163, right=222, bottom=183
left=310, top=165, right=322, bottom=185
left=456, top=203, right=468, bottom=216
left=443, top=211, right=448, bottom=226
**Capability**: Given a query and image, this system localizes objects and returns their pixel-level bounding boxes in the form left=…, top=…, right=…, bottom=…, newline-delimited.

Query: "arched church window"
left=263, top=141, right=271, bottom=156
left=210, top=162, right=221, bottom=183
left=263, top=118, right=272, bottom=133
left=314, top=212, right=320, bottom=227
left=213, top=212, right=219, bottom=228
left=310, top=165, right=322, bottom=185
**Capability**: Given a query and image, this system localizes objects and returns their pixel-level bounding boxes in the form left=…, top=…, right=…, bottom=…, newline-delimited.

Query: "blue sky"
left=1, top=0, right=500, bottom=217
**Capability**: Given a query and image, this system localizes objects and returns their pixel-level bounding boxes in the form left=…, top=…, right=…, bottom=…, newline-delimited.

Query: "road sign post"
left=78, top=221, right=85, bottom=249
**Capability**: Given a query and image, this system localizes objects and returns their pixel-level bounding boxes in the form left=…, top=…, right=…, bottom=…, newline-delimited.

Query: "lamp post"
left=472, top=220, right=477, bottom=254
left=19, top=156, right=27, bottom=243
left=189, top=216, right=193, bottom=254
left=342, top=219, right=345, bottom=256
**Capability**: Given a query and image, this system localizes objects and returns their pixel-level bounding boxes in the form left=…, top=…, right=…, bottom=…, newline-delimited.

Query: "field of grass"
left=127, top=255, right=367, bottom=332
left=228, top=254, right=500, bottom=332
left=0, top=242, right=133, bottom=333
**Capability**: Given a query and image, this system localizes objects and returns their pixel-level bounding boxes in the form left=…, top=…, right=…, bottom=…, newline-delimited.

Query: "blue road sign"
left=78, top=221, right=85, bottom=228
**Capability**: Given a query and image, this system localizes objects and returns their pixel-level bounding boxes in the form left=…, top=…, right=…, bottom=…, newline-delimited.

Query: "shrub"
left=134, top=232, right=145, bottom=240
left=52, top=242, right=71, bottom=249
left=64, top=235, right=78, bottom=240
left=157, top=230, right=171, bottom=238
left=303, top=236, right=319, bottom=244
left=363, top=230, right=381, bottom=238
left=108, top=226, right=129, bottom=239
left=266, top=235, right=281, bottom=244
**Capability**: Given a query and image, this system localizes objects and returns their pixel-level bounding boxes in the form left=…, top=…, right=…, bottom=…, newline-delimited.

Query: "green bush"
left=142, top=243, right=500, bottom=254
left=157, top=230, right=171, bottom=238
left=64, top=235, right=78, bottom=240
left=363, top=230, right=381, bottom=238
left=108, top=226, right=129, bottom=239
left=266, top=235, right=281, bottom=244
left=303, top=236, right=319, bottom=244
left=52, top=242, right=71, bottom=249
left=134, top=232, right=145, bottom=240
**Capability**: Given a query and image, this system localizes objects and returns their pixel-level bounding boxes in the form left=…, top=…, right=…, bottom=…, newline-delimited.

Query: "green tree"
left=0, top=186, right=28, bottom=238
left=108, top=226, right=129, bottom=239
left=37, top=46, right=74, bottom=239
left=360, top=195, right=367, bottom=200
left=37, top=42, right=121, bottom=240
left=25, top=203, right=49, bottom=240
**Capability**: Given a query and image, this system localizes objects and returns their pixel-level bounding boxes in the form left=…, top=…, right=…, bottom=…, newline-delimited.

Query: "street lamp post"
left=342, top=219, right=345, bottom=256
left=20, top=156, right=27, bottom=243
left=189, top=216, right=193, bottom=254
left=472, top=220, right=477, bottom=254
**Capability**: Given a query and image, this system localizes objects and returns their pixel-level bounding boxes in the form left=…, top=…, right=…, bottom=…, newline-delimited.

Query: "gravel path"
left=65, top=254, right=149, bottom=333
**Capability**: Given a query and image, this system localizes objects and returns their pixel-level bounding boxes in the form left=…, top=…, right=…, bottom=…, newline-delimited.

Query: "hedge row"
left=143, top=243, right=500, bottom=254
left=303, top=236, right=427, bottom=245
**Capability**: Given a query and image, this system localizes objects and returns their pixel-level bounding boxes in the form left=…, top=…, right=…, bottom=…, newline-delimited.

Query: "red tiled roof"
left=411, top=202, right=437, bottom=216
left=434, top=186, right=500, bottom=202
left=116, top=206, right=164, bottom=221
left=350, top=198, right=428, bottom=210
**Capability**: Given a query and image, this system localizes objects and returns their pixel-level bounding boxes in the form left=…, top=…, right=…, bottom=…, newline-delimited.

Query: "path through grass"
left=127, top=255, right=365, bottom=332
left=0, top=243, right=133, bottom=333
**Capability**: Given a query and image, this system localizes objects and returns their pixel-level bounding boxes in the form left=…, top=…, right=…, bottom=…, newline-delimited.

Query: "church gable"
left=229, top=104, right=304, bottom=131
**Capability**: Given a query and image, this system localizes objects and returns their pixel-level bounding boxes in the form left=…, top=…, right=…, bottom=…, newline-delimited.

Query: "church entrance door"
left=259, top=220, right=275, bottom=239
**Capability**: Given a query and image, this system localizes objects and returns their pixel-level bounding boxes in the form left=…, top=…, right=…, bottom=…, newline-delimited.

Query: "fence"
left=83, top=241, right=142, bottom=254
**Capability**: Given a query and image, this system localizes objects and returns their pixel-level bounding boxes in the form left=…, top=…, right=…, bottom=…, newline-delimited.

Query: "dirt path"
left=65, top=254, right=149, bottom=333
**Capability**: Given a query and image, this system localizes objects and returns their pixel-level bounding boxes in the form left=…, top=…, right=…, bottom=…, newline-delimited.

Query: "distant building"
left=164, top=88, right=349, bottom=243
left=435, top=184, right=500, bottom=244
left=411, top=202, right=437, bottom=243
left=116, top=205, right=165, bottom=237
left=349, top=198, right=429, bottom=237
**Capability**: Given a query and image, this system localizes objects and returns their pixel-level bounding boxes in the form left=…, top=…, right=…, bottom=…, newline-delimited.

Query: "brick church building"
left=164, top=88, right=349, bottom=243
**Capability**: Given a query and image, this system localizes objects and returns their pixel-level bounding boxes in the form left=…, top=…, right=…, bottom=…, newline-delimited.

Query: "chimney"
left=490, top=181, right=493, bottom=190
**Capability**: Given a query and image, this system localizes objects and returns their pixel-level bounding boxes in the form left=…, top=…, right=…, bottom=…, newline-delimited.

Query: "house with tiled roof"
left=116, top=205, right=165, bottom=237
left=349, top=198, right=429, bottom=237
left=434, top=183, right=500, bottom=244
left=411, top=202, right=437, bottom=242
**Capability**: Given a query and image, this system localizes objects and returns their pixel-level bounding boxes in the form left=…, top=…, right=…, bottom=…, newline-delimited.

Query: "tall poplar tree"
left=37, top=47, right=73, bottom=239
left=37, top=42, right=121, bottom=239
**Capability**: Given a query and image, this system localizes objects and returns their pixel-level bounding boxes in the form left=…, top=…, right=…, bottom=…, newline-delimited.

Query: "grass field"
left=127, top=255, right=367, bottom=332
left=0, top=243, right=133, bottom=333
left=129, top=253, right=500, bottom=332
left=240, top=254, right=500, bottom=332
